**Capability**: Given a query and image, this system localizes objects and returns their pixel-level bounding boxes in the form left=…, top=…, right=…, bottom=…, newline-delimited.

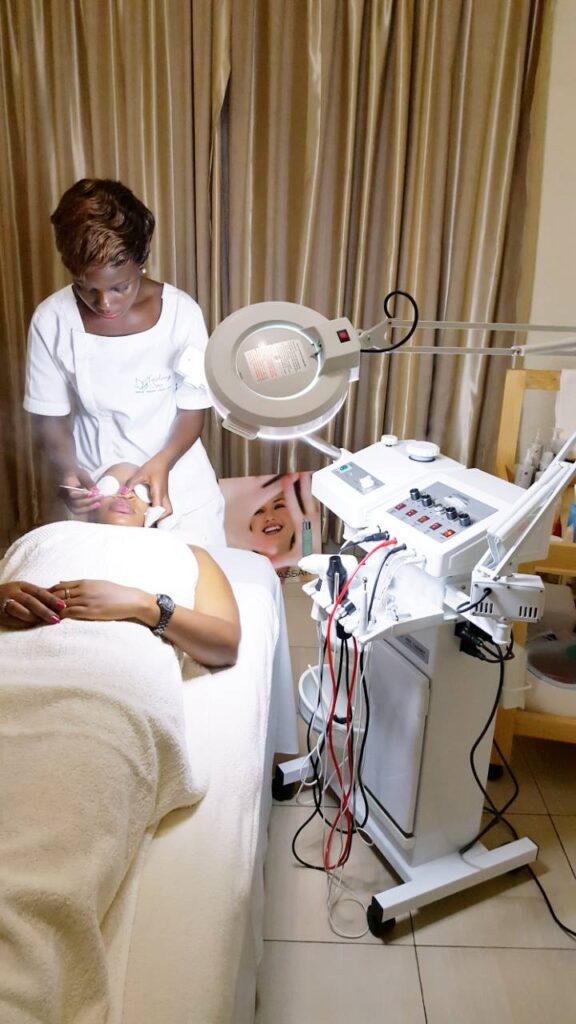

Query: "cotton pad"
left=97, top=475, right=151, bottom=504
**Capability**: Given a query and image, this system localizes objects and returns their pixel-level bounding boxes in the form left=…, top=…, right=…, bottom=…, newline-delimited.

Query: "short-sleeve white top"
left=24, top=283, right=221, bottom=517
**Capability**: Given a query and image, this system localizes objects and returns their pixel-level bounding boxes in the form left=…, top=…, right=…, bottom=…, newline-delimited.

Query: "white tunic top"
left=24, top=284, right=222, bottom=525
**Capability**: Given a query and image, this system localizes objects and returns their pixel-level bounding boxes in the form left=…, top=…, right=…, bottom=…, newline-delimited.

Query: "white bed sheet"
left=115, top=549, right=299, bottom=1024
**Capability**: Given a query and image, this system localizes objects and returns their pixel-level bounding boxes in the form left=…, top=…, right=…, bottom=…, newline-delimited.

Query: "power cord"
left=458, top=629, right=576, bottom=941
left=361, top=290, right=419, bottom=353
left=457, top=587, right=492, bottom=614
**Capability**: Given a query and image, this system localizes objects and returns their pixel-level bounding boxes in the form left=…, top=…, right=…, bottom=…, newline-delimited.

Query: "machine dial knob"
left=445, top=507, right=458, bottom=520
left=458, top=512, right=472, bottom=527
left=409, top=488, right=421, bottom=500
left=421, top=494, right=433, bottom=507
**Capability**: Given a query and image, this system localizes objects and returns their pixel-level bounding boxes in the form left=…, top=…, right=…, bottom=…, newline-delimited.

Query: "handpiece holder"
left=448, top=430, right=576, bottom=645
left=478, top=430, right=576, bottom=579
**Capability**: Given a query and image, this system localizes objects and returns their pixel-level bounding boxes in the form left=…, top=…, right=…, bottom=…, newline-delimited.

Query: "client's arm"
left=50, top=547, right=240, bottom=668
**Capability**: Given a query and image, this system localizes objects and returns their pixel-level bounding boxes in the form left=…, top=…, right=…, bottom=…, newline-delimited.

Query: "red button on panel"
left=337, top=329, right=350, bottom=342
left=418, top=515, right=430, bottom=523
left=442, top=528, right=455, bottom=538
left=430, top=522, right=442, bottom=531
left=395, top=502, right=406, bottom=510
left=406, top=509, right=417, bottom=517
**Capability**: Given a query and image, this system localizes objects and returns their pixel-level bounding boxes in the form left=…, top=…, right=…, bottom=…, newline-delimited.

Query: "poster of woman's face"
left=220, top=472, right=322, bottom=574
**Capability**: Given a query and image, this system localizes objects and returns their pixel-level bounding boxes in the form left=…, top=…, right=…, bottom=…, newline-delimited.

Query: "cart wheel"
left=272, top=768, right=297, bottom=802
left=366, top=900, right=396, bottom=938
left=488, top=763, right=504, bottom=782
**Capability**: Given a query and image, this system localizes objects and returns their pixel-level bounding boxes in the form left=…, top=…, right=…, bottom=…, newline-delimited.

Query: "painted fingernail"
left=55, top=600, right=66, bottom=609
left=93, top=502, right=101, bottom=508
left=50, top=615, right=61, bottom=624
left=119, top=486, right=129, bottom=494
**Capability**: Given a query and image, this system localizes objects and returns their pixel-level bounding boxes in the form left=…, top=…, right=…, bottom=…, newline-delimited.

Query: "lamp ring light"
left=204, top=301, right=361, bottom=442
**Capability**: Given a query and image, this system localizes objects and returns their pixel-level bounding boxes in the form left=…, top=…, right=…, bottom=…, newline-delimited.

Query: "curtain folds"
left=0, top=0, right=550, bottom=549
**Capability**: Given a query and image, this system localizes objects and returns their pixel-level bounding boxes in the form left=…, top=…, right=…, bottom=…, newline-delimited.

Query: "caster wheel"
left=272, top=769, right=297, bottom=802
left=366, top=901, right=396, bottom=938
left=488, top=763, right=504, bottom=782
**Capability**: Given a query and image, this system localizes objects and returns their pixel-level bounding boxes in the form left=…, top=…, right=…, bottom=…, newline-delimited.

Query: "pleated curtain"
left=0, top=0, right=550, bottom=549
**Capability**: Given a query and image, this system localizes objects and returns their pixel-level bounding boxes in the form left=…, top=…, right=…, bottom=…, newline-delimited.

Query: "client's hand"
left=60, top=468, right=101, bottom=515
left=125, top=456, right=172, bottom=520
left=0, top=581, right=66, bottom=629
left=50, top=579, right=151, bottom=622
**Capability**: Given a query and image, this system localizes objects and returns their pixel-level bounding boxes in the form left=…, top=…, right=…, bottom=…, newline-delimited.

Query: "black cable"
left=457, top=587, right=492, bottom=614
left=361, top=290, right=420, bottom=353
left=292, top=623, right=374, bottom=872
left=367, top=545, right=407, bottom=623
left=456, top=639, right=576, bottom=940
left=292, top=636, right=357, bottom=870
left=354, top=649, right=371, bottom=829
left=339, top=530, right=389, bottom=555
left=459, top=647, right=507, bottom=854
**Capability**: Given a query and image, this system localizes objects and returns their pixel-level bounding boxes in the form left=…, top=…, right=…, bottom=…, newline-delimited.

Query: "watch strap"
left=151, top=593, right=176, bottom=636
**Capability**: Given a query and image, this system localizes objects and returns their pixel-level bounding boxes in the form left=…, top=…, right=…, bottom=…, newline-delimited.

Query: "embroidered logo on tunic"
left=134, top=373, right=173, bottom=393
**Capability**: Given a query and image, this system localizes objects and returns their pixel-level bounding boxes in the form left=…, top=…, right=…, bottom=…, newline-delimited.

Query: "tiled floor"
left=256, top=580, right=576, bottom=1023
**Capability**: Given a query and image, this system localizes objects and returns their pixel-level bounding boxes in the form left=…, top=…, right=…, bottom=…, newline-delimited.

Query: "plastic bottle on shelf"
left=550, top=427, right=564, bottom=455
left=514, top=460, right=535, bottom=488
left=526, top=429, right=543, bottom=467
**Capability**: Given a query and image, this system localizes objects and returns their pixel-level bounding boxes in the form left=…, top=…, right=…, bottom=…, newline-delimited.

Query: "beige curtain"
left=0, top=0, right=550, bottom=550
left=209, top=0, right=550, bottom=478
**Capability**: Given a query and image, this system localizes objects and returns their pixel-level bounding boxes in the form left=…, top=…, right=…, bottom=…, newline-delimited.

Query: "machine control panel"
left=388, top=482, right=496, bottom=543
left=331, top=461, right=387, bottom=495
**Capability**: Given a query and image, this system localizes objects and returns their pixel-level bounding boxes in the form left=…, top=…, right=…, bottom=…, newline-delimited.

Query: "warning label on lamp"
left=244, top=338, right=308, bottom=382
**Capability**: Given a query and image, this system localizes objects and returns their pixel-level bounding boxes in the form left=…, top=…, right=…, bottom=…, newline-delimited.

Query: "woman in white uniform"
left=24, top=178, right=226, bottom=545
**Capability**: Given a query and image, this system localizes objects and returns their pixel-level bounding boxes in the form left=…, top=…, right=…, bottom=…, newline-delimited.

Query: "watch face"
left=157, top=594, right=175, bottom=614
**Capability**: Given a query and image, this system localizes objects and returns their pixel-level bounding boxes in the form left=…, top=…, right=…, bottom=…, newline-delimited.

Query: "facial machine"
left=204, top=298, right=576, bottom=930
left=296, top=435, right=575, bottom=930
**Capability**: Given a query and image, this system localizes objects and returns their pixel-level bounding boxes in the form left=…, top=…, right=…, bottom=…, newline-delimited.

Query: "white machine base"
left=367, top=831, right=537, bottom=922
left=275, top=756, right=537, bottom=922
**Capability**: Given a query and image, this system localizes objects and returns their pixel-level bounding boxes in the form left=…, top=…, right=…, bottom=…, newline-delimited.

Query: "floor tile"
left=486, top=737, right=548, bottom=814
left=417, top=946, right=576, bottom=1024
left=256, top=941, right=426, bottom=1024
left=412, top=813, right=576, bottom=948
left=282, top=585, right=318, bottom=647
left=263, top=805, right=413, bottom=944
left=517, top=737, right=576, bottom=814
left=284, top=645, right=321, bottom=756
left=551, top=814, right=576, bottom=873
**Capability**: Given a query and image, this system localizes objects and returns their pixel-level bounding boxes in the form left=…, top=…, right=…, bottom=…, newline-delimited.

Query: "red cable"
left=323, top=539, right=398, bottom=870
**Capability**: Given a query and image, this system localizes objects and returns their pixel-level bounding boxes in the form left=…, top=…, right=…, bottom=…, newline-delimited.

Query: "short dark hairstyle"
left=51, top=178, right=155, bottom=275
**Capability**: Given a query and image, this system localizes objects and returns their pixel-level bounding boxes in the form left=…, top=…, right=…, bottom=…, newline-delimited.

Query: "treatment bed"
left=117, top=546, right=299, bottom=1024
left=0, top=526, right=298, bottom=1024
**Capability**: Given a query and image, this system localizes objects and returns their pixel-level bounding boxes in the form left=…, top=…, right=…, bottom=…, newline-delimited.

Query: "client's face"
left=90, top=463, right=149, bottom=528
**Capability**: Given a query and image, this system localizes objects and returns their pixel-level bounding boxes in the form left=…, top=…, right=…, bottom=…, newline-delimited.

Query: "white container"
left=298, top=665, right=366, bottom=743
left=525, top=633, right=576, bottom=716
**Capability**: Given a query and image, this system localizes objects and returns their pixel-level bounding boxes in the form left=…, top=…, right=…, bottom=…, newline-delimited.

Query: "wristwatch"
left=151, top=593, right=176, bottom=636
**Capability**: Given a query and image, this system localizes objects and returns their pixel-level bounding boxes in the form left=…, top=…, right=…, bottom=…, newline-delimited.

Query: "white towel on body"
left=0, top=522, right=206, bottom=1024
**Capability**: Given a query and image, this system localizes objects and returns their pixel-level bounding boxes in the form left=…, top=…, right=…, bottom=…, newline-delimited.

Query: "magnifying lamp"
left=204, top=295, right=576, bottom=456
left=204, top=301, right=361, bottom=454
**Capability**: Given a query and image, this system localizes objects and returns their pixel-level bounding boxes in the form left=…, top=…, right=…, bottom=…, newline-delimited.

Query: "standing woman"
left=23, top=178, right=226, bottom=545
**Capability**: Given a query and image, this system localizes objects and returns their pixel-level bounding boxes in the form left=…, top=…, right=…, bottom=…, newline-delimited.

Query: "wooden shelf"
left=493, top=368, right=575, bottom=761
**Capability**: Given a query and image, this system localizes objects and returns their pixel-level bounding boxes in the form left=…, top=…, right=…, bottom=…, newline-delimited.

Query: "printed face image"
left=220, top=472, right=322, bottom=572
left=248, top=492, right=295, bottom=557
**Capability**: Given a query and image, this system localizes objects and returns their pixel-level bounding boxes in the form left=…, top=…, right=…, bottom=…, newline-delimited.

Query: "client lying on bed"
left=0, top=461, right=240, bottom=667
left=0, top=464, right=240, bottom=1024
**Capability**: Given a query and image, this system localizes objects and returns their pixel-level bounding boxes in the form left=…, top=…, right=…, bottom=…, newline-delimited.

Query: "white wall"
left=521, top=0, right=576, bottom=456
